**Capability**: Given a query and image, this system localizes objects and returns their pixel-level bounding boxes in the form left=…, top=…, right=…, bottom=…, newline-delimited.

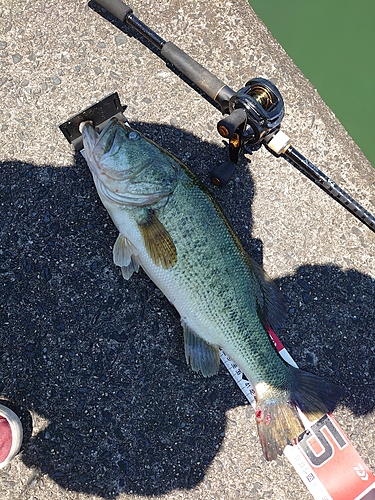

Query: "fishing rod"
left=89, top=0, right=375, bottom=234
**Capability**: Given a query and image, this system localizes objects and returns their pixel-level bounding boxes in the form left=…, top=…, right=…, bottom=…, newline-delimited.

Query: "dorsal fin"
left=250, top=258, right=286, bottom=331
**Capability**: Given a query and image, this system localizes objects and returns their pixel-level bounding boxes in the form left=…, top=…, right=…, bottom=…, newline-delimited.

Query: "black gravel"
left=1, top=122, right=374, bottom=498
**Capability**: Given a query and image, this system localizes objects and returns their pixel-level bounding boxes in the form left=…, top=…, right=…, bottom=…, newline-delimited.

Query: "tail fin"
left=256, top=367, right=345, bottom=461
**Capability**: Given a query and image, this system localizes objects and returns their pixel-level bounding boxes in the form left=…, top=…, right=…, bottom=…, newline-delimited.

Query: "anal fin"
left=182, top=320, right=220, bottom=377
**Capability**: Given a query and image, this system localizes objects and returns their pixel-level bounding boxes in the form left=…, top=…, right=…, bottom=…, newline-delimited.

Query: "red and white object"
left=220, top=328, right=375, bottom=500
left=0, top=404, right=23, bottom=469
left=285, top=414, right=375, bottom=500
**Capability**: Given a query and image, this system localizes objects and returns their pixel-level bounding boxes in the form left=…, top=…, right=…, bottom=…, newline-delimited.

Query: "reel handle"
left=217, top=108, right=247, bottom=139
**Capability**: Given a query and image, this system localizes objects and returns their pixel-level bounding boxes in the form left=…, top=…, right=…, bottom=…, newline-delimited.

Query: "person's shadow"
left=1, top=123, right=374, bottom=498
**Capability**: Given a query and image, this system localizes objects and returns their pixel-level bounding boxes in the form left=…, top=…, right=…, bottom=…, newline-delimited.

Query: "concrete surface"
left=1, top=0, right=374, bottom=499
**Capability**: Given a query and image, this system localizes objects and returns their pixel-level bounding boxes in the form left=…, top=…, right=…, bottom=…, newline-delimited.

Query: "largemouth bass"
left=80, top=117, right=344, bottom=461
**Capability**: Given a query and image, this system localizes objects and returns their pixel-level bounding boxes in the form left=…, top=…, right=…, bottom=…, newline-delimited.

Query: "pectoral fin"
left=138, top=211, right=177, bottom=269
left=113, top=234, right=140, bottom=280
left=182, top=320, right=220, bottom=377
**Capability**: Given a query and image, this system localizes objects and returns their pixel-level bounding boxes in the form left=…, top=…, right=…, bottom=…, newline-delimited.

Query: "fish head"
left=81, top=118, right=179, bottom=207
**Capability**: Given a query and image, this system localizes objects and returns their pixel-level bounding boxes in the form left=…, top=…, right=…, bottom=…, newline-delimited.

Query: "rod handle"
left=94, top=0, right=133, bottom=22
left=161, top=42, right=234, bottom=110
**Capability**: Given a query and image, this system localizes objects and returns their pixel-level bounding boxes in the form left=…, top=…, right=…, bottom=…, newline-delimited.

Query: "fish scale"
left=81, top=117, right=345, bottom=461
left=156, top=180, right=274, bottom=369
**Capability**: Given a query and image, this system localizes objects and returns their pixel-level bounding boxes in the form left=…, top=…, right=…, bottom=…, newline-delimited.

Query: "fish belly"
left=111, top=175, right=285, bottom=388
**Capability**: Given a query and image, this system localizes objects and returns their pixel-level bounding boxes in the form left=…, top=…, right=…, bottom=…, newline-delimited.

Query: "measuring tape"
left=220, top=329, right=375, bottom=500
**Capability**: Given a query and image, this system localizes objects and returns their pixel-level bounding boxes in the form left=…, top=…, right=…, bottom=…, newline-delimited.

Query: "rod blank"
left=283, top=147, right=375, bottom=233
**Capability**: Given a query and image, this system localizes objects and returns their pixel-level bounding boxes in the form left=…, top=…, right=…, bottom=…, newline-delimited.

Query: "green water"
left=249, top=0, right=375, bottom=167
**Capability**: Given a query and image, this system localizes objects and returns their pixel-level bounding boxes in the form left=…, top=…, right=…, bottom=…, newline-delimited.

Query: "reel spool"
left=212, top=78, right=285, bottom=186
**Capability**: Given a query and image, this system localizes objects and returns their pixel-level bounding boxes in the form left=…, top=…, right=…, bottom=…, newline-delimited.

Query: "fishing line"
left=88, top=0, right=375, bottom=235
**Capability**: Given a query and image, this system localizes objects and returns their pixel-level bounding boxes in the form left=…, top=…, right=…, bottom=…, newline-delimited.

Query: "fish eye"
left=128, top=131, right=141, bottom=141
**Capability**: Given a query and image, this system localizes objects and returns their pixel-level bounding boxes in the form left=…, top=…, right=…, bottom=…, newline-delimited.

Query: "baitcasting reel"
left=71, top=0, right=375, bottom=234
left=212, top=78, right=285, bottom=185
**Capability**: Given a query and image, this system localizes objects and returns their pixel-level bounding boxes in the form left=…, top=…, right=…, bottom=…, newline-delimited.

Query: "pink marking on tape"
left=266, top=325, right=285, bottom=352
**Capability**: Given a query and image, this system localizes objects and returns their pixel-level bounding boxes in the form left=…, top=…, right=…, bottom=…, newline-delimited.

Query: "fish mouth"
left=95, top=117, right=132, bottom=145
left=92, top=119, right=132, bottom=181
left=82, top=118, right=176, bottom=208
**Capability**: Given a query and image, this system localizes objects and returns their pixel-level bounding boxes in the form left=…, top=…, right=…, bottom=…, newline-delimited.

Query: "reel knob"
left=210, top=161, right=237, bottom=186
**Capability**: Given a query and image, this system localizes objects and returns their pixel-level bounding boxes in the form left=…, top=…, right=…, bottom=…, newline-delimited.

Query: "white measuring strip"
left=219, top=327, right=298, bottom=408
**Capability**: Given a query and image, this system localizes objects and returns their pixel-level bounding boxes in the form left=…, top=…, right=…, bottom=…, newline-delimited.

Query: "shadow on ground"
left=1, top=123, right=374, bottom=497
